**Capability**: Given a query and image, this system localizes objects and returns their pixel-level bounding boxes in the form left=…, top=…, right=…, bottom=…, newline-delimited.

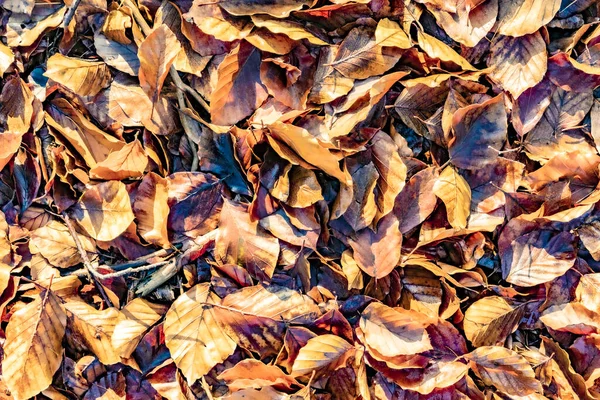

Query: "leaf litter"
left=2, top=0, right=600, bottom=399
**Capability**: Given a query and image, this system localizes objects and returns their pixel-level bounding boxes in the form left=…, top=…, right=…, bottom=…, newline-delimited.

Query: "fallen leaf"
left=3, top=290, right=66, bottom=400
left=210, top=41, right=268, bottom=126
left=348, top=214, right=402, bottom=279
left=466, top=346, right=542, bottom=396
left=360, top=302, right=432, bottom=357
left=71, top=181, right=135, bottom=241
left=449, top=94, right=508, bottom=170
left=138, top=24, right=181, bottom=101
left=291, top=334, right=355, bottom=378
left=488, top=32, right=547, bottom=99
left=164, top=283, right=237, bottom=382
left=45, top=53, right=111, bottom=97
left=215, top=199, right=280, bottom=280
left=463, top=296, right=524, bottom=347
left=433, top=166, right=471, bottom=230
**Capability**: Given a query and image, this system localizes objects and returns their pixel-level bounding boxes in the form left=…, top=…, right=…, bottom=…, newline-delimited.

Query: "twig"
left=109, top=245, right=180, bottom=271
left=71, top=260, right=171, bottom=279
left=62, top=0, right=83, bottom=28
left=62, top=213, right=114, bottom=307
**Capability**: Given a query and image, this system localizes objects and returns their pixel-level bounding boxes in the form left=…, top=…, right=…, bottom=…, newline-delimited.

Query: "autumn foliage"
left=2, top=0, right=600, bottom=399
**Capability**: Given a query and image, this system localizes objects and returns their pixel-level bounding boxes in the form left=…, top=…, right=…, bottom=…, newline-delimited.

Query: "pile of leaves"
left=3, top=0, right=600, bottom=398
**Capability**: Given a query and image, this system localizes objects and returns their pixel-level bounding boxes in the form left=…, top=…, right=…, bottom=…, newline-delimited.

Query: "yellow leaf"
left=64, top=301, right=121, bottom=365
left=433, top=166, right=471, bottom=229
left=112, top=298, right=168, bottom=358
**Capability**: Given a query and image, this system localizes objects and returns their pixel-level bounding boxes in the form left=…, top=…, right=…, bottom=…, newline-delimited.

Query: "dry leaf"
left=45, top=54, right=111, bottom=97
left=291, top=334, right=355, bottom=378
left=348, top=214, right=402, bottom=279
left=71, top=181, right=135, bottom=241
left=463, top=296, right=524, bottom=347
left=360, top=302, right=432, bottom=357
left=3, top=290, right=66, bottom=400
left=433, top=166, right=471, bottom=230
left=466, top=346, right=542, bottom=396
left=138, top=24, right=181, bottom=101
left=164, top=283, right=236, bottom=382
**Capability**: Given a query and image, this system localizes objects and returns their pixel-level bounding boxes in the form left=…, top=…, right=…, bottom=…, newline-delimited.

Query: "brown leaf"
left=3, top=290, right=66, bottom=400
left=449, top=94, right=507, bottom=170
left=71, top=181, right=135, bottom=241
left=394, top=167, right=439, bottom=234
left=45, top=98, right=126, bottom=168
left=267, top=122, right=351, bottom=185
left=45, top=54, right=111, bottom=97
left=466, top=346, right=542, bottom=396
left=331, top=26, right=402, bottom=79
left=215, top=0, right=313, bottom=18
left=463, top=296, right=524, bottom=347
left=210, top=41, right=268, bottom=126
left=218, top=359, right=300, bottom=391
left=360, top=302, right=432, bottom=357
left=138, top=24, right=181, bottom=101
left=167, top=172, right=224, bottom=239
left=215, top=199, right=280, bottom=280
left=348, top=214, right=402, bottom=279
left=164, top=283, right=237, bottom=382
left=501, top=230, right=576, bottom=287
left=89, top=140, right=148, bottom=180
left=488, top=32, right=547, bottom=99
left=291, top=334, right=355, bottom=378
left=133, top=172, right=170, bottom=248
left=540, top=302, right=600, bottom=334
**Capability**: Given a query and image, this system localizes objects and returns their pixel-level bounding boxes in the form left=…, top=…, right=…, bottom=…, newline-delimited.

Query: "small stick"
left=71, top=260, right=171, bottom=279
